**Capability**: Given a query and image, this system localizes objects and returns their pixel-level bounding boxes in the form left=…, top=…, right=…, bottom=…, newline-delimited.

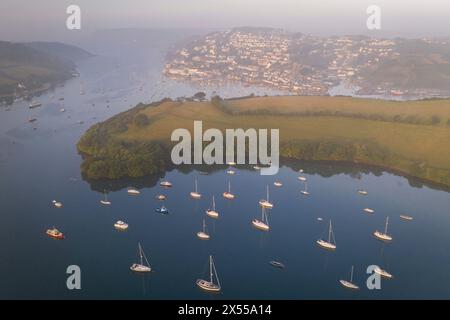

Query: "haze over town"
left=1, top=0, right=449, bottom=42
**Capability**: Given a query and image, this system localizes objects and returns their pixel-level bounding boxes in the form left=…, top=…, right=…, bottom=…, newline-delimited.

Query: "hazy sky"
left=1, top=0, right=449, bottom=41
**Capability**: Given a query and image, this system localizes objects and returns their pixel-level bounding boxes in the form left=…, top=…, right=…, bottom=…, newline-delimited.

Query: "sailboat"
left=223, top=181, right=235, bottom=200
left=339, top=266, right=359, bottom=290
left=190, top=179, right=202, bottom=199
left=252, top=207, right=270, bottom=231
left=373, top=217, right=393, bottom=242
left=259, top=185, right=274, bottom=209
left=130, top=242, right=152, bottom=273
left=100, top=190, right=111, bottom=205
left=206, top=196, right=219, bottom=219
left=300, top=181, right=310, bottom=196
left=364, top=208, right=374, bottom=214
left=127, top=187, right=140, bottom=195
left=197, top=218, right=210, bottom=240
left=317, top=220, right=337, bottom=250
left=196, top=255, right=221, bottom=292
left=374, top=266, right=393, bottom=279
left=298, top=176, right=307, bottom=182
left=160, top=180, right=173, bottom=188
left=400, top=214, right=413, bottom=221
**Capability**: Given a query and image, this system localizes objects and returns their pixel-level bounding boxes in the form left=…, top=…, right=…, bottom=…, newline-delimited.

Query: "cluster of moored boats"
left=45, top=165, right=414, bottom=293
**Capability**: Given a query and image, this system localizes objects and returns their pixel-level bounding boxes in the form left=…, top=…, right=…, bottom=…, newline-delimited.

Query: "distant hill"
left=0, top=41, right=92, bottom=98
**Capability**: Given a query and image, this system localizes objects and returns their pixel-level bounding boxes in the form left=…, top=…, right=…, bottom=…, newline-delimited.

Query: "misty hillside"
left=0, top=41, right=92, bottom=97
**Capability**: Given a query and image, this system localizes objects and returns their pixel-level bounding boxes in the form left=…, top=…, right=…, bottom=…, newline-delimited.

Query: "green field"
left=77, top=96, right=450, bottom=186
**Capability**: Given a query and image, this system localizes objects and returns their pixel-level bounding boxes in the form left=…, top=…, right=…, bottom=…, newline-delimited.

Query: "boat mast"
left=328, top=220, right=332, bottom=243
left=212, top=196, right=215, bottom=210
left=266, top=185, right=269, bottom=201
left=209, top=256, right=214, bottom=283
left=385, top=217, right=389, bottom=234
left=203, top=218, right=206, bottom=233
left=195, top=179, right=198, bottom=193
left=138, top=243, right=143, bottom=266
left=350, top=265, right=354, bottom=282
left=228, top=181, right=231, bottom=193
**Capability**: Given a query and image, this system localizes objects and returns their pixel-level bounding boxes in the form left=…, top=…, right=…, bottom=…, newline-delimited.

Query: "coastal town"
left=164, top=28, right=450, bottom=97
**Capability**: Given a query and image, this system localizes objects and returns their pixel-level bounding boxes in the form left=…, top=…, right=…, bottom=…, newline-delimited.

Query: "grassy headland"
left=77, top=95, right=450, bottom=187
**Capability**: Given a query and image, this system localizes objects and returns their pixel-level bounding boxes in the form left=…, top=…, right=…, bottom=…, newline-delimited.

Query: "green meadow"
left=77, top=96, right=450, bottom=187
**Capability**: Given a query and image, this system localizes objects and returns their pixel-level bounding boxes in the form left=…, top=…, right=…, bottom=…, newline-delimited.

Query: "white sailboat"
left=190, top=179, right=202, bottom=199
left=374, top=266, right=393, bottom=279
left=100, top=190, right=111, bottom=206
left=317, top=220, right=337, bottom=250
left=196, top=255, right=221, bottom=292
left=197, top=218, right=210, bottom=240
left=160, top=180, right=172, bottom=188
left=206, top=196, right=219, bottom=219
left=400, top=214, right=413, bottom=221
left=300, top=181, right=310, bottom=196
left=130, top=242, right=152, bottom=273
left=364, top=208, right=374, bottom=214
left=374, top=217, right=393, bottom=242
left=259, top=185, right=274, bottom=209
left=298, top=176, right=307, bottom=182
left=339, top=266, right=359, bottom=290
left=127, top=187, right=140, bottom=195
left=223, top=181, right=235, bottom=200
left=252, top=207, right=270, bottom=231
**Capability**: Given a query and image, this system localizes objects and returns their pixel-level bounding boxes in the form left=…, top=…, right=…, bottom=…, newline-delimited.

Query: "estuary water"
left=0, top=29, right=449, bottom=299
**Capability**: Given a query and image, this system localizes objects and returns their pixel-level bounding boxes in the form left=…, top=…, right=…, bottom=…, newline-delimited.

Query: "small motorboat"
left=156, top=194, right=166, bottom=201
left=298, top=176, right=307, bottom=182
left=400, top=214, right=413, bottom=221
left=46, top=227, right=64, bottom=240
left=29, top=101, right=42, bottom=109
left=274, top=181, right=282, bottom=187
left=114, top=220, right=129, bottom=231
left=52, top=200, right=63, bottom=208
left=364, top=208, right=375, bottom=214
left=155, top=206, right=169, bottom=214
left=358, top=190, right=368, bottom=195
left=269, top=261, right=285, bottom=269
